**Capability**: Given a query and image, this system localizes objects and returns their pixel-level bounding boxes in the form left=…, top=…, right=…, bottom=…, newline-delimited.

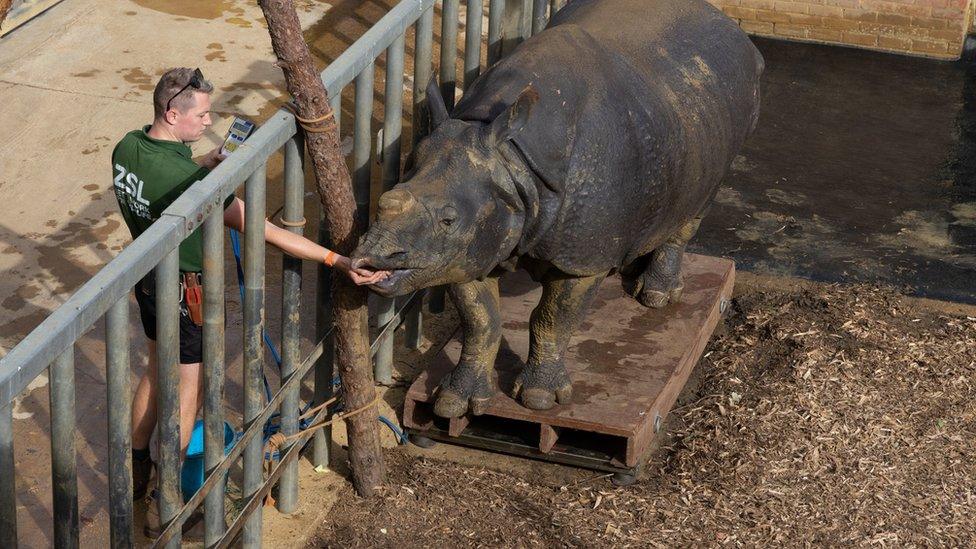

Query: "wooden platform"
left=403, top=254, right=735, bottom=474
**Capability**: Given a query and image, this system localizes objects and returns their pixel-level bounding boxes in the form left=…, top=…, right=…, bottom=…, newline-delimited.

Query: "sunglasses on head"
left=165, top=68, right=205, bottom=113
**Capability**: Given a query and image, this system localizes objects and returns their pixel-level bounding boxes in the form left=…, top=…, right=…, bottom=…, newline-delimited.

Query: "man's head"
left=152, top=67, right=214, bottom=142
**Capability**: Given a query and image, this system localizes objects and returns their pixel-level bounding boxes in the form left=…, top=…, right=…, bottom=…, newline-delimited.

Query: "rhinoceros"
left=352, top=0, right=763, bottom=417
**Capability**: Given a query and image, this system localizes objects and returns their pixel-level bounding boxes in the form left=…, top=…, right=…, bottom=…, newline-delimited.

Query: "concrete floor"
left=3, top=1, right=976, bottom=546
left=0, top=0, right=343, bottom=355
left=693, top=37, right=976, bottom=304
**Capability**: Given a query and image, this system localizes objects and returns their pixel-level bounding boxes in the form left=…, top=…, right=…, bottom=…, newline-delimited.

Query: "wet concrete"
left=692, top=37, right=976, bottom=304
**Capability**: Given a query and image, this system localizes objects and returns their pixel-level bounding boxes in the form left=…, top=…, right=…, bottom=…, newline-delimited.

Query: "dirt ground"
left=309, top=279, right=976, bottom=547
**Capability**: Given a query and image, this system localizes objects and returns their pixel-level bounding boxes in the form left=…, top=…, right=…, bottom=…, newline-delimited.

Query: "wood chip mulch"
left=311, top=283, right=976, bottom=547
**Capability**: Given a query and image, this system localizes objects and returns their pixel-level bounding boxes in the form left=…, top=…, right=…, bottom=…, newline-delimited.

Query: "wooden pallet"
left=404, top=254, right=734, bottom=477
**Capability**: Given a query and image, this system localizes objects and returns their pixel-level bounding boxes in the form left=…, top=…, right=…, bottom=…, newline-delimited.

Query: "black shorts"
left=134, top=275, right=203, bottom=364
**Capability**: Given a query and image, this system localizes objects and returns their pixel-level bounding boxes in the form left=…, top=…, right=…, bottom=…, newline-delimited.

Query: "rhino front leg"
left=434, top=276, right=502, bottom=418
left=627, top=216, right=702, bottom=308
left=514, top=272, right=606, bottom=410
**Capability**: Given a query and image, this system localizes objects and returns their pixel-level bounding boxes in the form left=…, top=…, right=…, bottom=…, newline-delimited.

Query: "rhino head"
left=352, top=81, right=539, bottom=297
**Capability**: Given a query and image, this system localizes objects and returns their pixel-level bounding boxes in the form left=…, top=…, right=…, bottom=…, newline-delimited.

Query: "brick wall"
left=709, top=0, right=975, bottom=59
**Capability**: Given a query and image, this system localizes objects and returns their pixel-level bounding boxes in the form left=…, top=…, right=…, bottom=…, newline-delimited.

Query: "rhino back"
left=454, top=0, right=762, bottom=275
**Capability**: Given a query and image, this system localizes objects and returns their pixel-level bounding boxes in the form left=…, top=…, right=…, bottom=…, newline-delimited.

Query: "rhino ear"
left=425, top=76, right=450, bottom=130
left=489, top=86, right=539, bottom=146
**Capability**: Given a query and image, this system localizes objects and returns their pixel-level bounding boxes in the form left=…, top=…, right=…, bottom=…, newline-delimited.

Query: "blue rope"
left=228, top=229, right=407, bottom=451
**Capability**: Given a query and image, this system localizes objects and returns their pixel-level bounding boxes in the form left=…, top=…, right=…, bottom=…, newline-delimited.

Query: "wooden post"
left=258, top=0, right=385, bottom=496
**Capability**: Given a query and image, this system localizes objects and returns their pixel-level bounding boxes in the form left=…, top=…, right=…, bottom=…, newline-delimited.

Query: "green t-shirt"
left=112, top=127, right=231, bottom=272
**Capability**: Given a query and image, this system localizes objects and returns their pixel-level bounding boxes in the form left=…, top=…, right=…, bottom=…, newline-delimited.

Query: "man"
left=112, top=67, right=385, bottom=537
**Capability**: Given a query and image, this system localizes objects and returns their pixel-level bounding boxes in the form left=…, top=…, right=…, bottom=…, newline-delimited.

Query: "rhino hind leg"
left=434, top=276, right=502, bottom=418
left=625, top=216, right=702, bottom=309
left=514, top=272, right=606, bottom=410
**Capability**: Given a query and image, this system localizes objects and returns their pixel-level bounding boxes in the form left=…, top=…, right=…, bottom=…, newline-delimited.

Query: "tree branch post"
left=258, top=0, right=385, bottom=497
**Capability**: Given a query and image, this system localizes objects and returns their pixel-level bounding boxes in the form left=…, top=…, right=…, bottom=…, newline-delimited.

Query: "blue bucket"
left=181, top=419, right=236, bottom=503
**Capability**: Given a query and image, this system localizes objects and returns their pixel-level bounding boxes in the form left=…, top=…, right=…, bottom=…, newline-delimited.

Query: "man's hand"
left=198, top=146, right=226, bottom=170
left=333, top=255, right=390, bottom=285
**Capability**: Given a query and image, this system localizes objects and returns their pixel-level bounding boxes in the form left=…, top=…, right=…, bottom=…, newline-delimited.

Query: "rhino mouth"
left=351, top=257, right=425, bottom=296
left=370, top=268, right=416, bottom=295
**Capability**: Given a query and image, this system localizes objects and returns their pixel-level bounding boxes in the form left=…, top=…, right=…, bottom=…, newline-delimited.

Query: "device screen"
left=221, top=117, right=257, bottom=156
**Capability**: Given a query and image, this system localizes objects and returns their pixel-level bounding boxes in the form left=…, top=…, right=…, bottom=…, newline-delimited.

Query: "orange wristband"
left=324, top=250, right=337, bottom=267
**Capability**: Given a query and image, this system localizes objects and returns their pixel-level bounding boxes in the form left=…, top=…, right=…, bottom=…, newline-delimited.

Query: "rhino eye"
left=440, top=206, right=458, bottom=229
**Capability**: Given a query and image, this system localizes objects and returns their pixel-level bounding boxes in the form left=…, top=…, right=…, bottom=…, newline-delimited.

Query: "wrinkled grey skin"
left=353, top=0, right=763, bottom=417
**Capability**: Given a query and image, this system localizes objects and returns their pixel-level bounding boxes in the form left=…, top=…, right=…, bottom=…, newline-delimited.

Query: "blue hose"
left=228, top=229, right=407, bottom=448
left=378, top=415, right=409, bottom=445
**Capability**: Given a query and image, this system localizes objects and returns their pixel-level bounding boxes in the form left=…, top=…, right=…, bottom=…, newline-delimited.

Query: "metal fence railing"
left=0, top=0, right=564, bottom=546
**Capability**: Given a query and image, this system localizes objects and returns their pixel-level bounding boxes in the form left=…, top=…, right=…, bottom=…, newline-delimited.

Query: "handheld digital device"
left=221, top=117, right=257, bottom=156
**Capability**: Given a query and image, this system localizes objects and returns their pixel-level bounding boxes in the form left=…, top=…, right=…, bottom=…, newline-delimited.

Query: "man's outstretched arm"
left=222, top=197, right=387, bottom=285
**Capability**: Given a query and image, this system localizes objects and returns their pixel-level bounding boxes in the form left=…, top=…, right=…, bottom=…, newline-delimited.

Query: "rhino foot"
left=433, top=362, right=497, bottom=418
left=623, top=270, right=684, bottom=309
left=512, top=362, right=573, bottom=410
left=624, top=243, right=685, bottom=309
left=638, top=283, right=684, bottom=308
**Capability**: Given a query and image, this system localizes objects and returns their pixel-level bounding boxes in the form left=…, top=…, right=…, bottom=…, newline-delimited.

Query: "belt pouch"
left=184, top=274, right=204, bottom=327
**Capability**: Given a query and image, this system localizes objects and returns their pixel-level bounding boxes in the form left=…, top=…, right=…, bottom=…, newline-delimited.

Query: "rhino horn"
left=426, top=76, right=450, bottom=129
left=377, top=189, right=416, bottom=218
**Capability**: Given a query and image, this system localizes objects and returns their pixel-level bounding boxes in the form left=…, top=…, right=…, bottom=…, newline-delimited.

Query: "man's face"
left=170, top=91, right=212, bottom=143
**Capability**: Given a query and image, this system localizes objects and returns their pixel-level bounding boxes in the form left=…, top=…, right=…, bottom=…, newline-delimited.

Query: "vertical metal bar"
left=439, top=0, right=460, bottom=110
left=405, top=290, right=425, bottom=350
left=499, top=0, right=525, bottom=56
left=242, top=166, right=266, bottom=547
left=278, top=135, right=304, bottom=513
left=488, top=0, right=505, bottom=70
left=413, top=6, right=434, bottom=144
left=519, top=0, right=532, bottom=41
left=463, top=0, right=483, bottom=90
left=312, top=93, right=341, bottom=470
left=330, top=94, right=342, bottom=127
left=375, top=34, right=406, bottom=386
left=202, top=204, right=226, bottom=546
left=409, top=7, right=434, bottom=338
left=353, top=65, right=374, bottom=228
left=156, top=247, right=181, bottom=549
left=382, top=35, right=404, bottom=214
left=0, top=402, right=16, bottom=547
left=50, top=346, right=78, bottom=548
left=432, top=0, right=454, bottom=318
left=106, top=298, right=133, bottom=548
left=313, top=211, right=334, bottom=470
left=532, top=0, right=547, bottom=35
